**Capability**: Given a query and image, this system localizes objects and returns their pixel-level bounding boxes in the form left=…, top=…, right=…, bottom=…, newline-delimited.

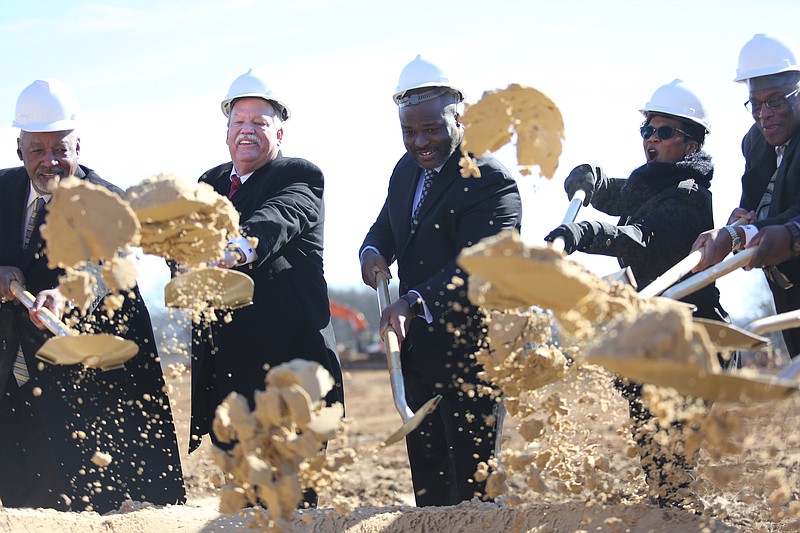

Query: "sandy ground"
left=1, top=352, right=799, bottom=532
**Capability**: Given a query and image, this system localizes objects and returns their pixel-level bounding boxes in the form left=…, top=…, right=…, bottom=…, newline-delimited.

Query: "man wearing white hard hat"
left=0, top=79, right=185, bottom=512
left=359, top=56, right=522, bottom=506
left=187, top=69, right=343, bottom=508
left=692, top=33, right=800, bottom=358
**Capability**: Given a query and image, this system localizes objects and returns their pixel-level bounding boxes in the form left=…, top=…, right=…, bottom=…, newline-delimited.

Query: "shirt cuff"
left=229, top=235, right=257, bottom=265
left=408, top=289, right=433, bottom=324
left=359, top=245, right=381, bottom=259
left=741, top=224, right=759, bottom=246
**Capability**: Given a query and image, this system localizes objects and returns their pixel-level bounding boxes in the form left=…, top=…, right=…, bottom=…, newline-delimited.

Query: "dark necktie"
left=23, top=196, right=45, bottom=250
left=228, top=174, right=242, bottom=199
left=411, top=169, right=436, bottom=230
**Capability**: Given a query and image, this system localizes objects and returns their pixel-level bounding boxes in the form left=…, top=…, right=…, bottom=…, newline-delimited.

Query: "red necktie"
left=228, top=174, right=242, bottom=199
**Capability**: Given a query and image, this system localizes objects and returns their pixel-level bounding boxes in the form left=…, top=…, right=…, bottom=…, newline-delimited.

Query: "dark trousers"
left=403, top=374, right=497, bottom=507
left=0, top=377, right=70, bottom=510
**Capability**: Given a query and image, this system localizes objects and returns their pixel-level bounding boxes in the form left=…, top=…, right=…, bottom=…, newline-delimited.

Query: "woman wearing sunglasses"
left=545, top=79, right=732, bottom=510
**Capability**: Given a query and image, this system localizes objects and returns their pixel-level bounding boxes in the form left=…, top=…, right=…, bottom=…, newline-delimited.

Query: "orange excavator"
left=330, top=299, right=369, bottom=334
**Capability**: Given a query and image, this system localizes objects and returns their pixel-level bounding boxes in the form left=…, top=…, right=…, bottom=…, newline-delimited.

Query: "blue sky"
left=2, top=1, right=799, bottom=322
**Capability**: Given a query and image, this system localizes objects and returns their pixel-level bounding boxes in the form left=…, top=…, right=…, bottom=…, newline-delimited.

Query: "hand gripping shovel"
left=10, top=281, right=138, bottom=371
left=375, top=272, right=442, bottom=446
left=165, top=267, right=254, bottom=311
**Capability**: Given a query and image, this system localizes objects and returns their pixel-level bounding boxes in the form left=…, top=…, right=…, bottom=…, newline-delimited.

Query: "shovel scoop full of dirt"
left=125, top=173, right=241, bottom=267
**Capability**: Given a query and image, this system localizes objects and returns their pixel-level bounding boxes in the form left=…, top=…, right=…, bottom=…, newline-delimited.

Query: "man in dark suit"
left=0, top=79, right=185, bottom=512
left=188, top=70, right=343, bottom=508
left=359, top=56, right=522, bottom=506
left=692, top=34, right=800, bottom=357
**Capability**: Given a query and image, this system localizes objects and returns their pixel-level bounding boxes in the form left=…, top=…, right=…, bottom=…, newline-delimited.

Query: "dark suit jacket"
left=191, top=152, right=342, bottom=451
left=741, top=124, right=800, bottom=355
left=361, top=148, right=522, bottom=389
left=0, top=165, right=185, bottom=512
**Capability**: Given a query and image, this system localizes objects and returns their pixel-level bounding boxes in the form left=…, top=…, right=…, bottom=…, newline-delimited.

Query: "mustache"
left=235, top=134, right=260, bottom=145
left=35, top=167, right=66, bottom=178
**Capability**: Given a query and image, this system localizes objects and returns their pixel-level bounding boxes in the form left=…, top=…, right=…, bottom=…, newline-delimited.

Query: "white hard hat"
left=12, top=79, right=79, bottom=132
left=734, top=33, right=800, bottom=84
left=221, top=68, right=291, bottom=121
left=639, top=79, right=710, bottom=133
left=392, top=55, right=464, bottom=107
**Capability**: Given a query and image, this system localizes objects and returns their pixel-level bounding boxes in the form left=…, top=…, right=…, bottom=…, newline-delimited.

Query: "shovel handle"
left=550, top=190, right=587, bottom=254
left=745, top=310, right=800, bottom=337
left=638, top=250, right=704, bottom=299
left=375, top=272, right=415, bottom=422
left=662, top=247, right=756, bottom=301
left=9, top=280, right=74, bottom=337
left=561, top=190, right=586, bottom=225
left=637, top=219, right=750, bottom=299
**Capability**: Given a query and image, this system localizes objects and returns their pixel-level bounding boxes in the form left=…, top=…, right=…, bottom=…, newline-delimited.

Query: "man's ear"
left=75, top=137, right=81, bottom=156
left=16, top=138, right=22, bottom=160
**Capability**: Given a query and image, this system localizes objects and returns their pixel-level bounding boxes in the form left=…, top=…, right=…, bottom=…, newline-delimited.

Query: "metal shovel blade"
left=693, top=318, right=770, bottom=351
left=37, top=334, right=139, bottom=371
left=165, top=268, right=254, bottom=310
left=588, top=354, right=799, bottom=403
left=10, top=280, right=138, bottom=371
left=382, top=394, right=443, bottom=447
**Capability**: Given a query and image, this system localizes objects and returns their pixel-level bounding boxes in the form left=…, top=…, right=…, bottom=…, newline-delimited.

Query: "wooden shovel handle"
left=9, top=280, right=74, bottom=337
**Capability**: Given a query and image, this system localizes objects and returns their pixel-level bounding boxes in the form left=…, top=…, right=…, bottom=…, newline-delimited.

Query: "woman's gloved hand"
left=544, top=222, right=590, bottom=255
left=564, top=164, right=606, bottom=206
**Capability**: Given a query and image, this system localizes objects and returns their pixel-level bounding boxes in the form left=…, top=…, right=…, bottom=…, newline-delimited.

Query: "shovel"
left=635, top=226, right=767, bottom=351
left=458, top=189, right=596, bottom=314
left=661, top=248, right=756, bottom=301
left=696, top=309, right=800, bottom=354
left=375, top=272, right=442, bottom=446
left=165, top=267, right=254, bottom=310
left=10, top=281, right=138, bottom=371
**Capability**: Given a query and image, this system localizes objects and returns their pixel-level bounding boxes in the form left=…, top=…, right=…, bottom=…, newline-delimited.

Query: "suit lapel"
left=0, top=169, right=28, bottom=267
left=770, top=136, right=800, bottom=216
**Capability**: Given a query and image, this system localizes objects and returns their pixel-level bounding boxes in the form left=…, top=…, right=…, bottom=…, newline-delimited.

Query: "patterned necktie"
left=23, top=197, right=45, bottom=250
left=228, top=174, right=242, bottom=199
left=411, top=169, right=436, bottom=230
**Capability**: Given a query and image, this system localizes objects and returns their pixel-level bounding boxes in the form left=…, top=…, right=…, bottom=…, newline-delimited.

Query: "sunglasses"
left=639, top=125, right=692, bottom=141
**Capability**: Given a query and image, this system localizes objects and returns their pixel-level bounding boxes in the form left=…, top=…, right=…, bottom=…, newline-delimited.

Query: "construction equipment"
left=375, top=272, right=441, bottom=446
left=330, top=299, right=369, bottom=335
left=10, top=280, right=138, bottom=371
left=164, top=267, right=254, bottom=311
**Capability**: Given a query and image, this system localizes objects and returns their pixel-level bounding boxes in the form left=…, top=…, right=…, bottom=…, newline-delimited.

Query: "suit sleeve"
left=360, top=196, right=396, bottom=265
left=241, top=161, right=324, bottom=266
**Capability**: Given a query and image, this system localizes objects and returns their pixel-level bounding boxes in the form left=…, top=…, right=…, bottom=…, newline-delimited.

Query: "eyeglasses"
left=744, top=87, right=800, bottom=114
left=640, top=125, right=692, bottom=141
